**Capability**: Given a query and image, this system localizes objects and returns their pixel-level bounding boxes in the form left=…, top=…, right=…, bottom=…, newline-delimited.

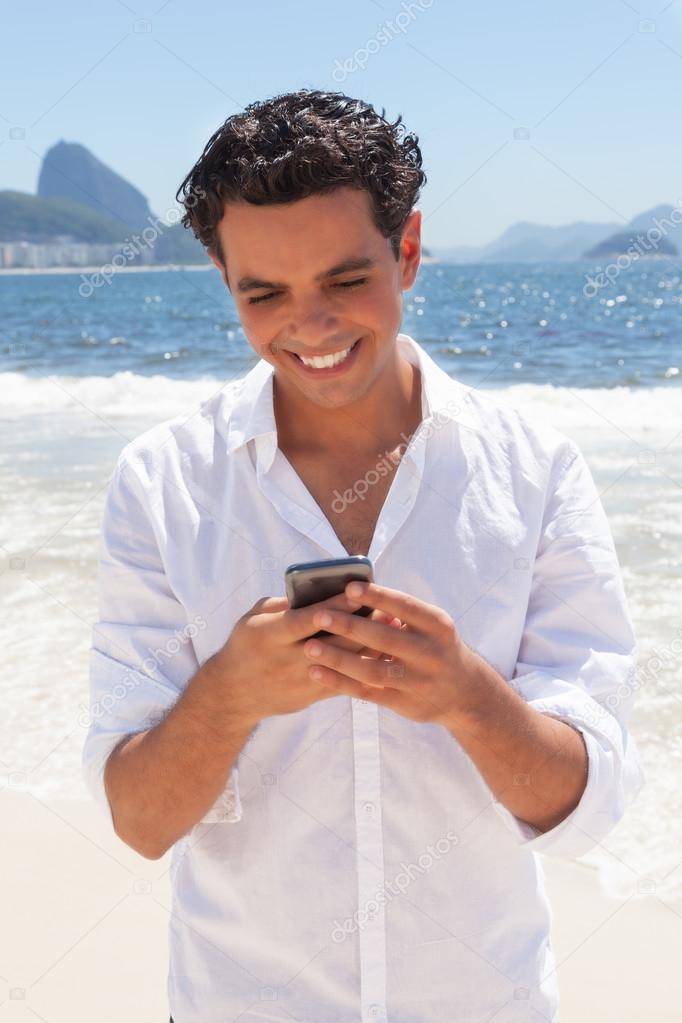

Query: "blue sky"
left=1, top=0, right=681, bottom=247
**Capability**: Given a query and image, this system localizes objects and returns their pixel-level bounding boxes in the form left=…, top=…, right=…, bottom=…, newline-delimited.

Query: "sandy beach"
left=2, top=788, right=680, bottom=1022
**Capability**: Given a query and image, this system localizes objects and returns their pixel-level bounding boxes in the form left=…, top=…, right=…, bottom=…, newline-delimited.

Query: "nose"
left=287, top=293, right=341, bottom=348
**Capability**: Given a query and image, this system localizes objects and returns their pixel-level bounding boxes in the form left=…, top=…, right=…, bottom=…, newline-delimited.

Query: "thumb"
left=248, top=595, right=290, bottom=616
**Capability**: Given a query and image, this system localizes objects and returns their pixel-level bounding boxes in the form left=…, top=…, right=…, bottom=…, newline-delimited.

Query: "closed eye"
left=247, top=277, right=369, bottom=306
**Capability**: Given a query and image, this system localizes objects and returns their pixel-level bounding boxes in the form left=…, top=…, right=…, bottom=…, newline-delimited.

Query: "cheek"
left=369, top=288, right=403, bottom=333
left=240, top=318, right=277, bottom=358
left=357, top=285, right=400, bottom=324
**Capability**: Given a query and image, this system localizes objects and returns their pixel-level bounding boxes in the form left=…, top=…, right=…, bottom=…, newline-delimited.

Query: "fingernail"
left=306, top=641, right=322, bottom=657
left=315, top=611, right=332, bottom=627
left=346, top=581, right=365, bottom=598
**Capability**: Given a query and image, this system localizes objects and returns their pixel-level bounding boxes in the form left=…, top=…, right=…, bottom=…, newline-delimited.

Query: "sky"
left=1, top=0, right=681, bottom=248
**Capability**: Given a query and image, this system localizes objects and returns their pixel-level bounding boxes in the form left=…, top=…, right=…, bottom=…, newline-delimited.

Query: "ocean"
left=1, top=260, right=680, bottom=900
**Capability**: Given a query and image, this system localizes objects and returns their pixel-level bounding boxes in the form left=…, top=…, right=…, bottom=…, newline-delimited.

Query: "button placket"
left=351, top=698, right=387, bottom=1023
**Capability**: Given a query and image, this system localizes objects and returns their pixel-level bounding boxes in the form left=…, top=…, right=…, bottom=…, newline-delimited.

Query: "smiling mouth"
left=290, top=337, right=361, bottom=370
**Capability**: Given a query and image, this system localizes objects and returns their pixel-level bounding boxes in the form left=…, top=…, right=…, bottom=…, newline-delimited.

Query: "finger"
left=324, top=603, right=385, bottom=651
left=303, top=636, right=412, bottom=690
left=368, top=616, right=404, bottom=652
left=371, top=611, right=403, bottom=630
left=249, top=595, right=290, bottom=616
left=307, top=662, right=398, bottom=701
left=299, top=606, right=393, bottom=656
left=357, top=609, right=397, bottom=659
left=279, top=590, right=374, bottom=642
left=308, top=607, right=418, bottom=664
left=370, top=608, right=391, bottom=624
left=323, top=633, right=371, bottom=654
left=344, top=581, right=451, bottom=637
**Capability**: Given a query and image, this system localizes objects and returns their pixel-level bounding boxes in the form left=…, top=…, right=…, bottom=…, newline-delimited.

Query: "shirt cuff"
left=491, top=694, right=645, bottom=859
left=81, top=648, right=244, bottom=832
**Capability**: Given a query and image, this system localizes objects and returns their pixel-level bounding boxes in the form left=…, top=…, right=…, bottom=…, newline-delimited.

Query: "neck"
left=273, top=346, right=423, bottom=459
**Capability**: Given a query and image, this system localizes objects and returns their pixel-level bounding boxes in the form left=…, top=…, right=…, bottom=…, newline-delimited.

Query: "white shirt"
left=82, top=333, right=645, bottom=1023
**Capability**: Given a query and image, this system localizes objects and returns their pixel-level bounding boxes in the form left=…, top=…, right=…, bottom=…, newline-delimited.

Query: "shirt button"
left=363, top=801, right=375, bottom=815
left=368, top=1005, right=383, bottom=1017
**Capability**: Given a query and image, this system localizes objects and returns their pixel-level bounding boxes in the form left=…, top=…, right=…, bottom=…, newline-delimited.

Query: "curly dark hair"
left=176, top=88, right=426, bottom=268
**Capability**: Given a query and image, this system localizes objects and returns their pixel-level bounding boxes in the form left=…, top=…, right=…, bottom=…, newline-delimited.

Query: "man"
left=82, top=89, right=644, bottom=1023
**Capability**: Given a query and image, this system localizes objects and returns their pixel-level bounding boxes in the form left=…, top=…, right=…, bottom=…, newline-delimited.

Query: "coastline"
left=0, top=256, right=440, bottom=276
left=0, top=263, right=216, bottom=276
left=2, top=789, right=679, bottom=1021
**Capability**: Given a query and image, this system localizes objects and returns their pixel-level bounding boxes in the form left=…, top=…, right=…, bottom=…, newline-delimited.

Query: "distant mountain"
left=0, top=141, right=210, bottom=265
left=432, top=219, right=621, bottom=264
left=485, top=220, right=621, bottom=261
left=630, top=203, right=682, bottom=232
left=583, top=204, right=680, bottom=258
left=152, top=222, right=208, bottom=264
left=37, top=140, right=152, bottom=229
left=430, top=207, right=682, bottom=264
left=585, top=231, right=677, bottom=259
left=0, top=190, right=127, bottom=243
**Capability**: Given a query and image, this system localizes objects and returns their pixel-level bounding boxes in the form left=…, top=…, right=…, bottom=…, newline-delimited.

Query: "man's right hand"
left=104, top=592, right=401, bottom=858
left=203, top=592, right=400, bottom=726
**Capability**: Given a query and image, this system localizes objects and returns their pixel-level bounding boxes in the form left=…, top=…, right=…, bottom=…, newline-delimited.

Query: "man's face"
left=209, top=186, right=421, bottom=411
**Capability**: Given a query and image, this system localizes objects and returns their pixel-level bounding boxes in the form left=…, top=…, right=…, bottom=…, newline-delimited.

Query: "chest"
left=167, top=435, right=535, bottom=682
left=282, top=450, right=401, bottom=556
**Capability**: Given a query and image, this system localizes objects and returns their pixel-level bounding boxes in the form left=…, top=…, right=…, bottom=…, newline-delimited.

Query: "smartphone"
left=284, top=556, right=374, bottom=637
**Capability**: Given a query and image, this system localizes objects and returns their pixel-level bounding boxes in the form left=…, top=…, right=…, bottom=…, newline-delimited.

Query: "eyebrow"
left=236, top=256, right=378, bottom=294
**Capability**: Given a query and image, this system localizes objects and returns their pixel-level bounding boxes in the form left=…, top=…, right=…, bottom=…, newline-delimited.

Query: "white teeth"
left=298, top=341, right=356, bottom=369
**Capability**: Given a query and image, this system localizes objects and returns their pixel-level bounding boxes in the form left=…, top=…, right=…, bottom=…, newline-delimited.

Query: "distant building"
left=0, top=236, right=157, bottom=269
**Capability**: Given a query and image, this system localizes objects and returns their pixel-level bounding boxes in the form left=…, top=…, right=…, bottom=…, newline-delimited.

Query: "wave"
left=1, top=371, right=680, bottom=442
left=0, top=370, right=242, bottom=420
left=483, top=381, right=682, bottom=444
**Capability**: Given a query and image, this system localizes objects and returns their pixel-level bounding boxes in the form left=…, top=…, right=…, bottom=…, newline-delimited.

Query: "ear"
left=398, top=208, right=422, bottom=291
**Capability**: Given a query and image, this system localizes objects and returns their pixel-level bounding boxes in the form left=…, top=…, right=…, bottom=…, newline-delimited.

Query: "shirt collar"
left=223, top=333, right=476, bottom=464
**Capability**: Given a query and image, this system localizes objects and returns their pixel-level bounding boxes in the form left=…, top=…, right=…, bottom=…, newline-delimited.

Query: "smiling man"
left=82, top=89, right=645, bottom=1023
left=211, top=183, right=425, bottom=558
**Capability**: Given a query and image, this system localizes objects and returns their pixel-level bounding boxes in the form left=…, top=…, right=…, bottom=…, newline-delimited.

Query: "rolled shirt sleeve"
left=492, top=441, right=645, bottom=858
left=81, top=450, right=242, bottom=832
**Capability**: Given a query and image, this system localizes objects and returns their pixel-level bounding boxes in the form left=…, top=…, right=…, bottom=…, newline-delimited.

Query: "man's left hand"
left=302, top=581, right=485, bottom=729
